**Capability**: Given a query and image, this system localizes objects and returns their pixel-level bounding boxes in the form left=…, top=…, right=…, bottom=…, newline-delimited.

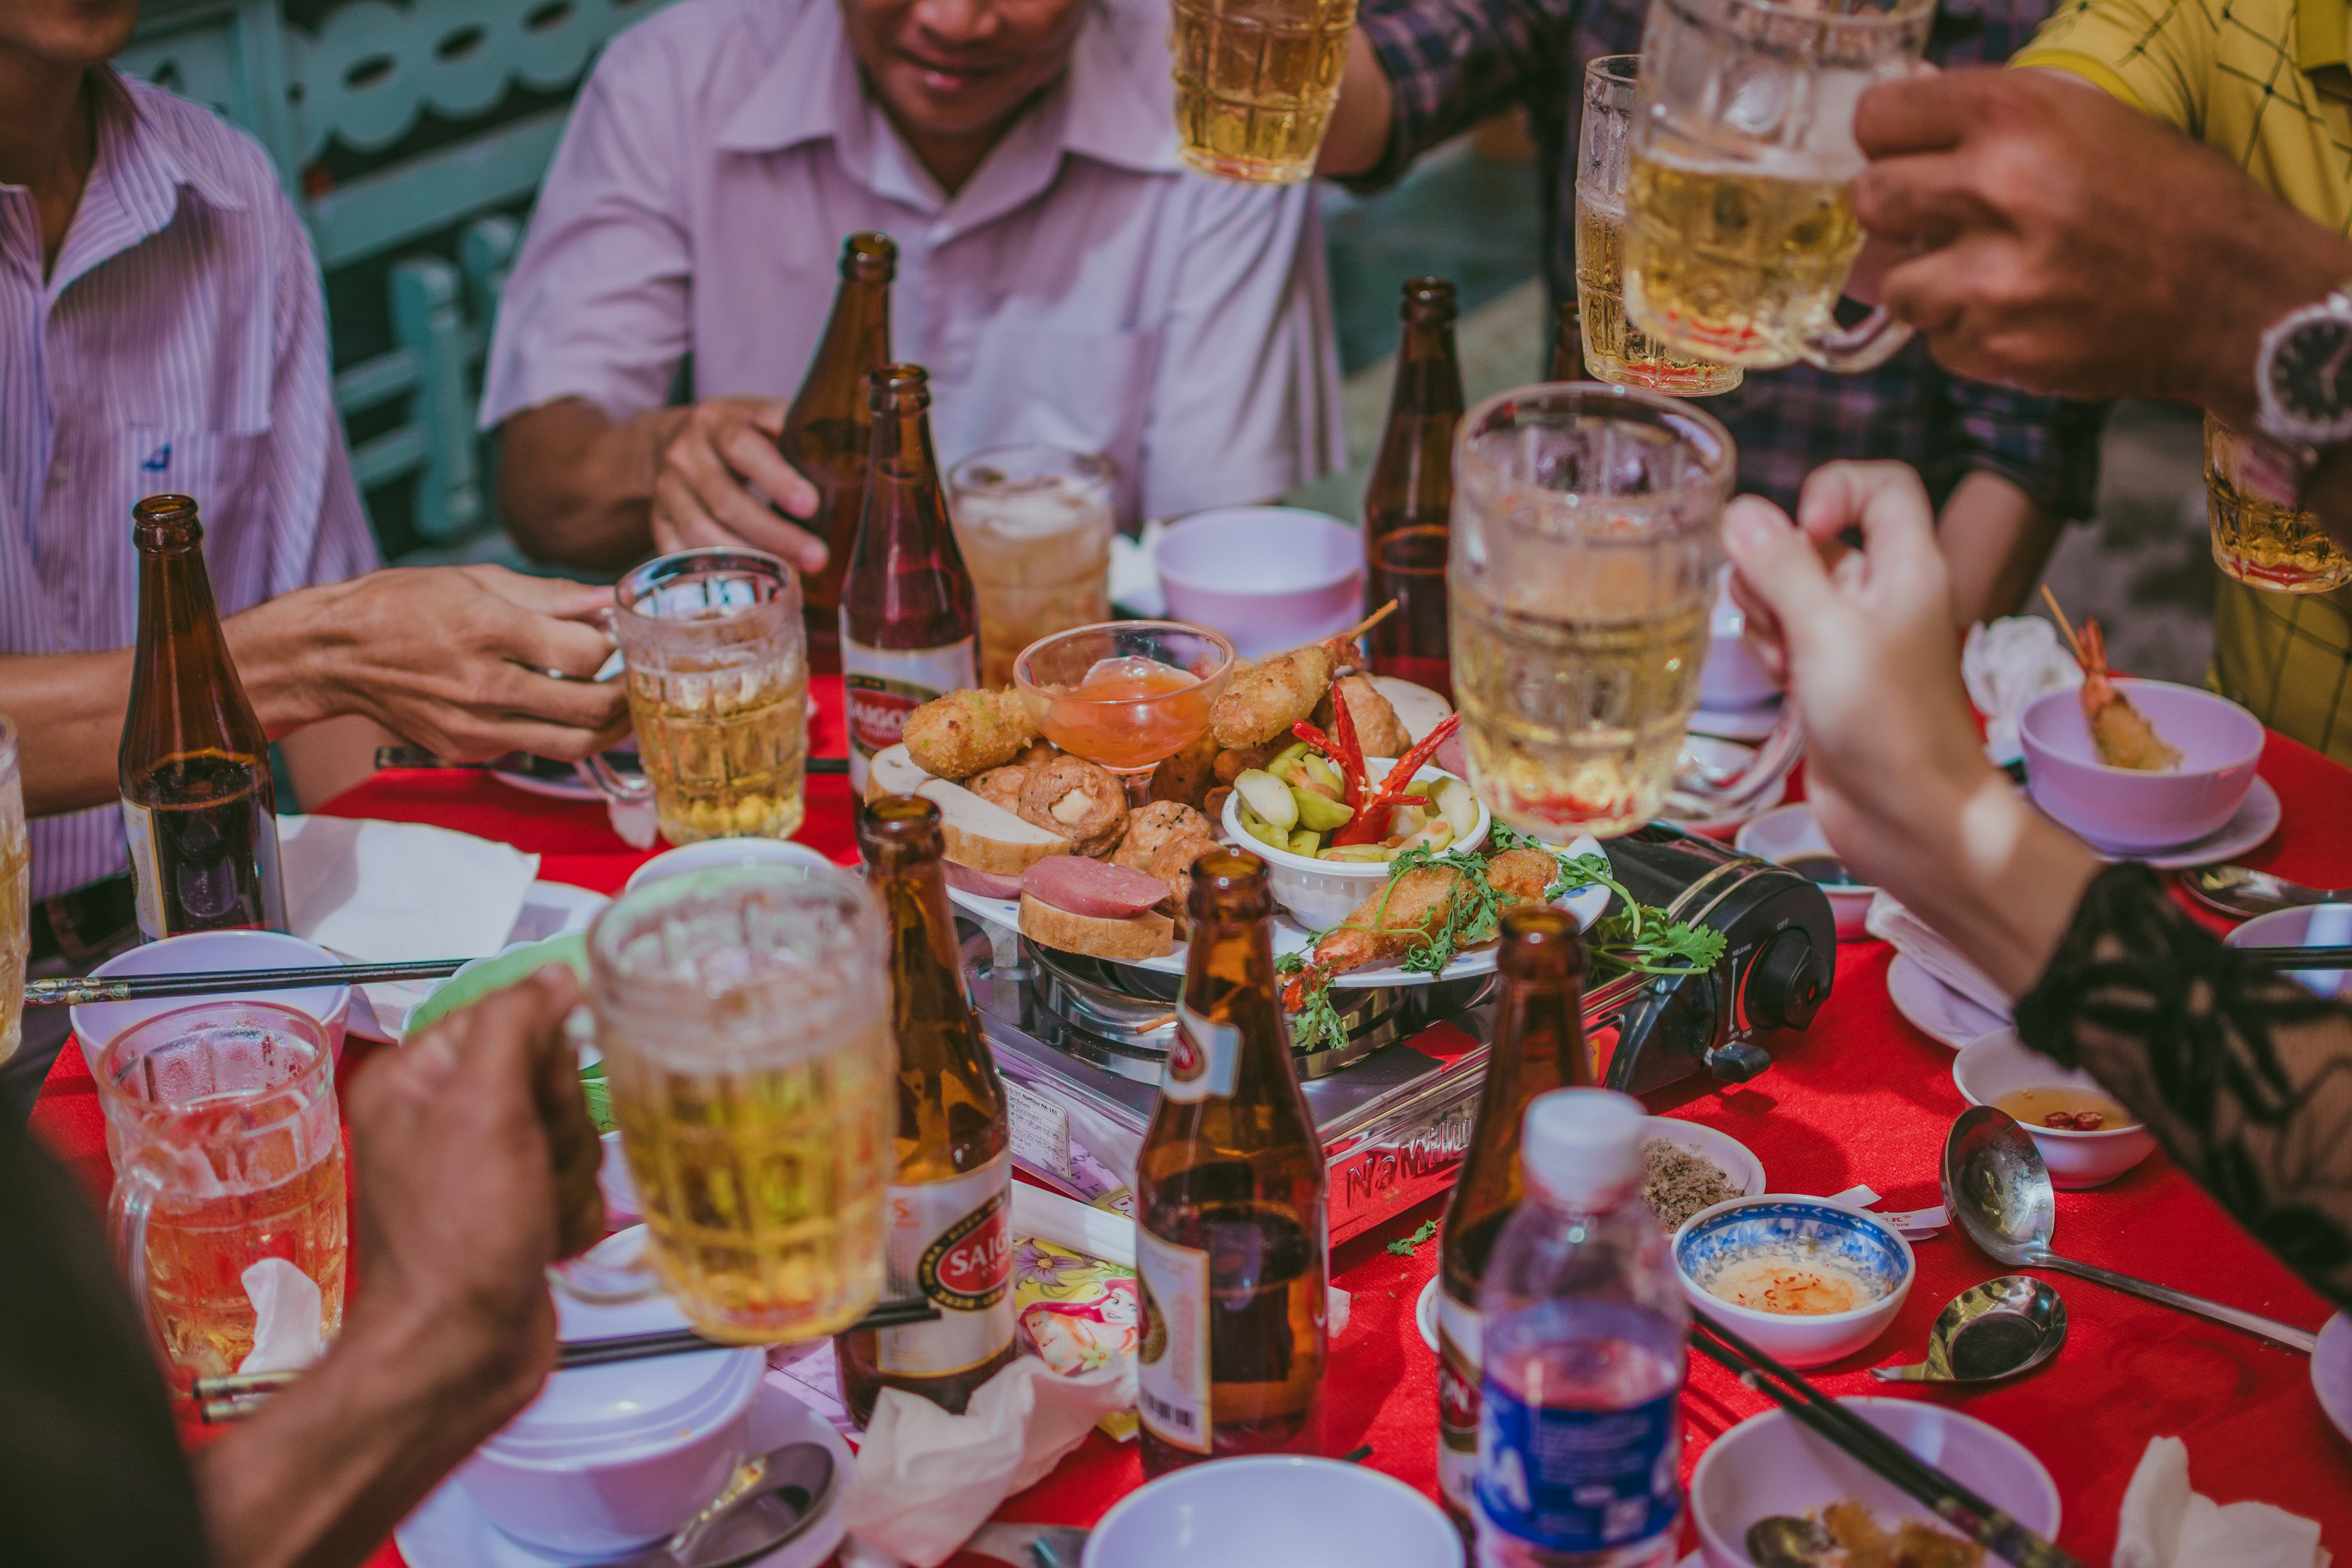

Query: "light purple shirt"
left=483, top=0, right=1347, bottom=524
left=0, top=72, right=378, bottom=900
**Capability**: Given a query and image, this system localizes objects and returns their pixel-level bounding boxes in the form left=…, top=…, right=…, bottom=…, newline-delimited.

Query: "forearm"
left=1885, top=774, right=2101, bottom=997
left=2176, top=202, right=2352, bottom=432
left=1317, top=30, right=1396, bottom=177
left=1936, top=470, right=2065, bottom=626
left=495, top=398, right=685, bottom=571
left=1325, top=0, right=1574, bottom=185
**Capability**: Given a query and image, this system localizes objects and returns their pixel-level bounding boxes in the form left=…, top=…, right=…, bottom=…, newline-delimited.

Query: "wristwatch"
left=2250, top=286, right=2352, bottom=501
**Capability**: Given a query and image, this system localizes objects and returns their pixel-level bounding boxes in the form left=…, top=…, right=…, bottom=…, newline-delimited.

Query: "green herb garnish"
left=1387, top=1218, right=1441, bottom=1257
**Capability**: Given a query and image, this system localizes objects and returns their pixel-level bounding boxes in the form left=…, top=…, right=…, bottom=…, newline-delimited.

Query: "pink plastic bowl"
left=1153, top=507, right=1363, bottom=660
left=2019, top=680, right=2261, bottom=852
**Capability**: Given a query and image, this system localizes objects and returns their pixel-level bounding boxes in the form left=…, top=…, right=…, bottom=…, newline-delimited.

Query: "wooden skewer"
left=2039, top=584, right=2086, bottom=664
left=1332, top=599, right=1400, bottom=646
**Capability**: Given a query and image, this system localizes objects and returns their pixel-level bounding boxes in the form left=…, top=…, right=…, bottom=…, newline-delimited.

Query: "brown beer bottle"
left=1435, top=907, right=1588, bottom=1526
left=118, top=494, right=287, bottom=938
left=1136, top=848, right=1327, bottom=1475
left=1548, top=298, right=1582, bottom=382
left=781, top=232, right=895, bottom=673
left=1362, top=277, right=1464, bottom=696
left=835, top=794, right=1017, bottom=1425
left=840, top=364, right=978, bottom=796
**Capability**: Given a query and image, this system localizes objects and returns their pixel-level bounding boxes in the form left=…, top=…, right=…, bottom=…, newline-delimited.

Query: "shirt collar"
left=2299, top=0, right=2347, bottom=74
left=43, top=70, right=246, bottom=298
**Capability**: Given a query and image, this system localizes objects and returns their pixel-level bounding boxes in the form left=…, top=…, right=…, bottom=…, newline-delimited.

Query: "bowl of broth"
left=1953, top=1028, right=2157, bottom=1188
left=1736, top=803, right=1873, bottom=940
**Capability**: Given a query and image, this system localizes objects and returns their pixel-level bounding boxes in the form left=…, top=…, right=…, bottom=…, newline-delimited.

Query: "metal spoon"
left=2180, top=863, right=2352, bottom=919
left=1942, top=1107, right=2317, bottom=1354
left=1745, top=1515, right=1836, bottom=1567
left=612, top=1441, right=838, bottom=1568
left=1872, top=1275, right=2067, bottom=1383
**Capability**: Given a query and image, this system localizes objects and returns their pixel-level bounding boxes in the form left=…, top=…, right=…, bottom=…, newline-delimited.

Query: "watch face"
left=2269, top=315, right=2352, bottom=426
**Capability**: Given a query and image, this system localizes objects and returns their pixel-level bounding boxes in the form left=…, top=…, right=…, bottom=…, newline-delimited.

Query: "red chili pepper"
left=1333, top=713, right=1463, bottom=846
left=1330, top=695, right=1367, bottom=809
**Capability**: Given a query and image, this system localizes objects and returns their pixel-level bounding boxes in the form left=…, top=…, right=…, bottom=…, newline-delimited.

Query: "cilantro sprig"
left=1386, top=1218, right=1441, bottom=1257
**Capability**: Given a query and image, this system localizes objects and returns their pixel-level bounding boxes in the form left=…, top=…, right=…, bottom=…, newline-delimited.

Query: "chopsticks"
left=2241, top=946, right=2352, bottom=970
left=1689, top=1316, right=2084, bottom=1568
left=374, top=746, right=850, bottom=776
left=193, top=1297, right=941, bottom=1423
left=26, top=959, right=473, bottom=1007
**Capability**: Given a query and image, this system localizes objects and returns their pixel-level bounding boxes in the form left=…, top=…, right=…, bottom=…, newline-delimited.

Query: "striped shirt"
left=0, top=70, right=378, bottom=900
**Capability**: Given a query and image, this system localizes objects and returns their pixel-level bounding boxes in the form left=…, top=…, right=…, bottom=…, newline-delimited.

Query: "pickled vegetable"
left=1292, top=790, right=1355, bottom=834
left=1233, top=769, right=1298, bottom=832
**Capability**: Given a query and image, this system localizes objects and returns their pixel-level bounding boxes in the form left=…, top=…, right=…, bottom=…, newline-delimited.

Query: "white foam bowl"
left=1153, top=507, right=1365, bottom=660
left=1952, top=1027, right=2156, bottom=1189
left=1692, top=1400, right=2059, bottom=1568
left=71, top=930, right=352, bottom=1074
left=1221, top=758, right=1491, bottom=929
left=1735, top=802, right=1873, bottom=941
left=624, top=835, right=835, bottom=893
left=1082, top=1455, right=1463, bottom=1568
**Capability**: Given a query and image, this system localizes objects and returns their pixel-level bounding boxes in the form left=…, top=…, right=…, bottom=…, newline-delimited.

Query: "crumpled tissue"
left=1962, top=615, right=2082, bottom=766
left=2115, top=1435, right=2328, bottom=1568
left=237, top=1257, right=326, bottom=1374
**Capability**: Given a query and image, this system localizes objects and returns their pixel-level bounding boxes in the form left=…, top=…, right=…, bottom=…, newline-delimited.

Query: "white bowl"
left=1692, top=1399, right=2060, bottom=1568
left=1734, top=803, right=1873, bottom=941
left=71, top=930, right=352, bottom=1074
left=625, top=835, right=835, bottom=893
left=1222, top=758, right=1495, bottom=929
left=1153, top=507, right=1365, bottom=660
left=2224, top=902, right=2352, bottom=998
left=1082, top=1455, right=1463, bottom=1568
left=2019, top=679, right=2263, bottom=852
left=1952, top=1028, right=2156, bottom=1189
left=457, top=1292, right=765, bottom=1558
left=1642, top=1116, right=1766, bottom=1198
left=1702, top=568, right=1780, bottom=712
left=1674, top=1197, right=1914, bottom=1368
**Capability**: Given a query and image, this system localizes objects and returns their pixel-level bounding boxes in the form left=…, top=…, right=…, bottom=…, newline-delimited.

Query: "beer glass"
left=1170, top=0, right=1357, bottom=183
left=1449, top=383, right=1735, bottom=839
left=2205, top=415, right=2352, bottom=591
left=948, top=445, right=1117, bottom=689
left=1576, top=56, right=1743, bottom=396
left=1622, top=0, right=1934, bottom=372
left=99, top=1000, right=348, bottom=1391
left=0, top=716, right=23, bottom=1066
left=589, top=864, right=894, bottom=1344
left=583, top=548, right=810, bottom=845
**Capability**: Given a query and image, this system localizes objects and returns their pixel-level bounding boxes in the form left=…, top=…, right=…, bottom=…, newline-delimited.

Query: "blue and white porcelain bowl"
left=1674, top=1196, right=1914, bottom=1368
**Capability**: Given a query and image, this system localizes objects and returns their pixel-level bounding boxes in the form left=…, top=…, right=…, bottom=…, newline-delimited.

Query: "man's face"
left=0, top=0, right=142, bottom=67
left=840, top=0, right=1088, bottom=143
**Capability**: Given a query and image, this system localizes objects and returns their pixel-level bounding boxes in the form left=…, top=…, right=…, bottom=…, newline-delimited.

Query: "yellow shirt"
left=2018, top=0, right=2352, bottom=760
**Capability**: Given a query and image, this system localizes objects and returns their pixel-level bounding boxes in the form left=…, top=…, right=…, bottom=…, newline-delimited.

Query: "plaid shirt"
left=1351, top=0, right=2109, bottom=518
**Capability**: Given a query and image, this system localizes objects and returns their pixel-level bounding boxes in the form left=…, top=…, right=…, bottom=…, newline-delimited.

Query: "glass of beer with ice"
left=1621, top=0, right=1934, bottom=373
left=582, top=548, right=810, bottom=845
left=1577, top=56, right=1741, bottom=396
left=589, top=863, right=894, bottom=1344
left=948, top=445, right=1116, bottom=689
left=1449, top=383, right=1734, bottom=839
left=1170, top=0, right=1357, bottom=183
left=98, top=1000, right=348, bottom=1392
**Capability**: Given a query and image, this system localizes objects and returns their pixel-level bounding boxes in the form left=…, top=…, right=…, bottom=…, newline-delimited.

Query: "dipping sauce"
left=1033, top=656, right=1210, bottom=770
left=1784, top=852, right=1863, bottom=888
left=1992, top=1085, right=2136, bottom=1133
left=1705, top=1246, right=1884, bottom=1315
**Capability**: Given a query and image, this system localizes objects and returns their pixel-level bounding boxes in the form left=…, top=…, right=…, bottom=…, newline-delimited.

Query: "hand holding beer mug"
left=1171, top=0, right=1357, bottom=183
left=1577, top=56, right=1742, bottom=395
left=581, top=548, right=810, bottom=845
left=1623, top=0, right=1935, bottom=372
left=588, top=863, right=894, bottom=1343
left=1449, top=385, right=1734, bottom=839
left=2205, top=415, right=2352, bottom=591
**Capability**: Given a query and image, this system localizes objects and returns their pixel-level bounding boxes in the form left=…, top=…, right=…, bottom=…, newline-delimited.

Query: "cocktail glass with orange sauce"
left=1012, top=622, right=1236, bottom=801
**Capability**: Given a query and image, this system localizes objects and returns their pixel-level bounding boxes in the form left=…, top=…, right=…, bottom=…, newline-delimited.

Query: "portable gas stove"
left=965, top=824, right=1837, bottom=1245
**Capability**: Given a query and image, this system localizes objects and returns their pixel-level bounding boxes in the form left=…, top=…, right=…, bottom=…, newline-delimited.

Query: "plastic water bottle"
left=1473, top=1088, right=1688, bottom=1568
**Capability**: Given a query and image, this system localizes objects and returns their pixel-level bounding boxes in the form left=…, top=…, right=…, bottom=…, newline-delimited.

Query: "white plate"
left=2074, top=775, right=2282, bottom=870
left=349, top=880, right=612, bottom=1041
left=1885, top=952, right=2011, bottom=1050
left=488, top=742, right=642, bottom=804
left=2318, top=1313, right=2352, bottom=1444
left=1640, top=1115, right=1767, bottom=1199
left=1416, top=1277, right=1441, bottom=1352
left=394, top=1375, right=849, bottom=1568
left=1659, top=775, right=1787, bottom=836
left=1689, top=701, right=1783, bottom=742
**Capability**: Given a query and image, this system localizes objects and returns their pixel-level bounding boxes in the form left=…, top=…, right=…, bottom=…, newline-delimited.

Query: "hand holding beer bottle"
left=835, top=794, right=1017, bottom=1425
left=1136, top=848, right=1328, bottom=1474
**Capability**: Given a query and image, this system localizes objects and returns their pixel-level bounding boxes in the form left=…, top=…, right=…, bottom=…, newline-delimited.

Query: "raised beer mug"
left=581, top=547, right=813, bottom=845
left=1622, top=0, right=1935, bottom=373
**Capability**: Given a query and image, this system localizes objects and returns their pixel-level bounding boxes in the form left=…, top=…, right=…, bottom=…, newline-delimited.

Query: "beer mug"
left=99, top=1000, right=349, bottom=1390
left=1449, top=383, right=1734, bottom=839
left=0, top=717, right=23, bottom=1066
left=947, top=445, right=1117, bottom=690
left=2205, top=415, right=2352, bottom=591
left=1170, top=0, right=1358, bottom=183
left=588, top=863, right=895, bottom=1344
left=1576, top=55, right=1743, bottom=395
left=581, top=548, right=812, bottom=845
left=1622, top=0, right=1934, bottom=372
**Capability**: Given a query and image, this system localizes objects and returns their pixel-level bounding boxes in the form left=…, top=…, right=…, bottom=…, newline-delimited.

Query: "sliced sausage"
left=1021, top=855, right=1171, bottom=920
left=944, top=861, right=1028, bottom=901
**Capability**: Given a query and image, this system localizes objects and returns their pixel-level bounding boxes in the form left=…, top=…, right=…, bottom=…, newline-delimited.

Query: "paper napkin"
left=2116, top=1436, right=2329, bottom=1568
left=1962, top=616, right=2082, bottom=766
left=237, top=1258, right=325, bottom=1374
left=1864, top=891, right=2014, bottom=1022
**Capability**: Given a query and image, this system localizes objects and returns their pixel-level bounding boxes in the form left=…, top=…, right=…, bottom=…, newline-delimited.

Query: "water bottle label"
left=1476, top=1384, right=1679, bottom=1553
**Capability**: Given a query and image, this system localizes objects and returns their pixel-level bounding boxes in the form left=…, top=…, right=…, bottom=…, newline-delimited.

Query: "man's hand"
left=238, top=564, right=630, bottom=763
left=650, top=396, right=826, bottom=573
left=1852, top=68, right=2352, bottom=426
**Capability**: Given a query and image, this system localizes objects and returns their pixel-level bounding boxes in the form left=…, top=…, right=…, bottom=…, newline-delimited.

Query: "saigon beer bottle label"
left=840, top=624, right=976, bottom=794
left=1435, top=1292, right=1482, bottom=1513
left=1160, top=1003, right=1240, bottom=1103
left=876, top=1150, right=1015, bottom=1376
left=1134, top=1224, right=1213, bottom=1453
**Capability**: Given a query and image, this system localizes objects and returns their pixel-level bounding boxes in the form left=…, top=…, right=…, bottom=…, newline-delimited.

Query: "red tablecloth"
left=29, top=680, right=2352, bottom=1567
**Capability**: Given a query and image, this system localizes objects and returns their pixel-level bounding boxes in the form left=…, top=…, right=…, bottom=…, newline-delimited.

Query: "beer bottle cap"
left=1520, top=1087, right=1645, bottom=1207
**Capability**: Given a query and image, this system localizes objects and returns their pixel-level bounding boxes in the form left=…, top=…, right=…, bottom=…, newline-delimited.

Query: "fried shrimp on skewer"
left=2040, top=588, right=2182, bottom=772
left=1207, top=601, right=1400, bottom=748
left=1280, top=846, right=1558, bottom=1008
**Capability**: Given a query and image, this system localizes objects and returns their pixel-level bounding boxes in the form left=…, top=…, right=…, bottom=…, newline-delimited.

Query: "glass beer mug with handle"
left=588, top=862, right=896, bottom=1344
left=579, top=548, right=812, bottom=845
left=99, top=1000, right=349, bottom=1393
left=1170, top=0, right=1358, bottom=183
left=1622, top=0, right=1936, bottom=373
